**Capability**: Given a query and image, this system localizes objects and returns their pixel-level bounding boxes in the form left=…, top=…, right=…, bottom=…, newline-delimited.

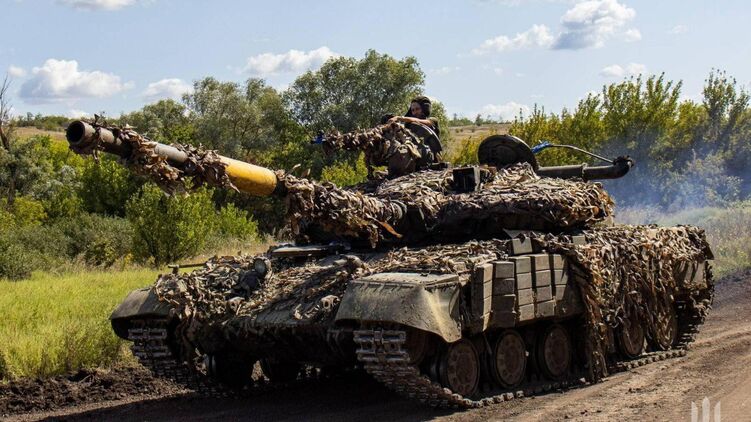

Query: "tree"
left=182, top=77, right=298, bottom=159
left=120, top=99, right=195, bottom=145
left=285, top=50, right=425, bottom=133
left=0, top=75, right=16, bottom=207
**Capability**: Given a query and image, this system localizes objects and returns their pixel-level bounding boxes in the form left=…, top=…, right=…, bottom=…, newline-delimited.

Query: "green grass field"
left=0, top=268, right=159, bottom=380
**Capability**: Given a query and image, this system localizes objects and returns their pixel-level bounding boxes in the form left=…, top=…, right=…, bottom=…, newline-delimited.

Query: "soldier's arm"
left=388, top=116, right=435, bottom=128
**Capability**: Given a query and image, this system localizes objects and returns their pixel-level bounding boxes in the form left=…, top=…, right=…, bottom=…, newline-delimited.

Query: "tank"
left=65, top=119, right=714, bottom=408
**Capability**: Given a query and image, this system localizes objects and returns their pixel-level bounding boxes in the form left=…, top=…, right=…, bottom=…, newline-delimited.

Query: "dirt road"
left=6, top=271, right=751, bottom=422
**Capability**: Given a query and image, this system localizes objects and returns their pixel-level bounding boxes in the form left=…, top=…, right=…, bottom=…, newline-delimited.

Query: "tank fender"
left=335, top=273, right=462, bottom=343
left=110, top=287, right=172, bottom=339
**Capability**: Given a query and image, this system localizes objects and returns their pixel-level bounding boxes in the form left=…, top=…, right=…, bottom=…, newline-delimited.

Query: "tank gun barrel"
left=66, top=120, right=279, bottom=196
left=536, top=156, right=633, bottom=181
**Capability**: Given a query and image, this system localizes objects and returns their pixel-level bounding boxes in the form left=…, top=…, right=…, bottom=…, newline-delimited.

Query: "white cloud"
left=66, top=109, right=92, bottom=119
left=430, top=66, right=461, bottom=75
left=599, top=62, right=646, bottom=78
left=479, top=101, right=531, bottom=121
left=19, top=59, right=132, bottom=104
left=553, top=0, right=636, bottom=49
left=668, top=25, right=688, bottom=35
left=623, top=28, right=641, bottom=42
left=8, top=65, right=26, bottom=78
left=473, top=24, right=554, bottom=54
left=493, top=67, right=504, bottom=76
left=58, top=0, right=136, bottom=10
left=142, top=78, right=192, bottom=101
left=473, top=0, right=639, bottom=54
left=242, top=47, right=339, bottom=76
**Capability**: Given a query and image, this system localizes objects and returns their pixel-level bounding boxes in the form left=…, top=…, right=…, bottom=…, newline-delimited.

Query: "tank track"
left=128, top=318, right=230, bottom=396
left=128, top=293, right=710, bottom=408
left=127, top=318, right=326, bottom=398
left=353, top=312, right=707, bottom=409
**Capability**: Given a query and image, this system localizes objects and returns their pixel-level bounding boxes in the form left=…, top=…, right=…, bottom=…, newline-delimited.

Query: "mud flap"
left=335, top=273, right=462, bottom=343
left=110, top=287, right=172, bottom=339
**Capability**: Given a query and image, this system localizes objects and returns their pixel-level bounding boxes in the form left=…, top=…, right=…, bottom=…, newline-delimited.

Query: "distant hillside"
left=445, top=123, right=510, bottom=159
left=15, top=126, right=67, bottom=142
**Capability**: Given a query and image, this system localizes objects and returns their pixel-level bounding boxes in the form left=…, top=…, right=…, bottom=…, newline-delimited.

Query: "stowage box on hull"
left=471, top=252, right=585, bottom=332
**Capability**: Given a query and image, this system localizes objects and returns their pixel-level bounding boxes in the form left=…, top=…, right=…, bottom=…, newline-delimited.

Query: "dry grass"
left=14, top=127, right=66, bottom=142
left=445, top=124, right=510, bottom=162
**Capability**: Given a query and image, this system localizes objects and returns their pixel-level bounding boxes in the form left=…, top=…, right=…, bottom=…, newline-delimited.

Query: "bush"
left=449, top=137, right=481, bottom=166
left=78, top=157, right=141, bottom=216
left=6, top=196, right=47, bottom=226
left=53, top=214, right=133, bottom=267
left=320, top=154, right=368, bottom=186
left=126, top=184, right=216, bottom=266
left=216, top=203, right=258, bottom=239
left=0, top=236, right=35, bottom=280
left=0, top=224, right=69, bottom=279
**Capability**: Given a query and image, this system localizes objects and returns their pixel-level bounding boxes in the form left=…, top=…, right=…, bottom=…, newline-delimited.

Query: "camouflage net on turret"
left=153, top=226, right=711, bottom=383
left=279, top=163, right=613, bottom=247
left=321, top=122, right=436, bottom=177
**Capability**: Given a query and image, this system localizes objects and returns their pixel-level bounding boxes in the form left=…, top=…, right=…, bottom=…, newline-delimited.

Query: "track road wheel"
left=651, top=305, right=678, bottom=351
left=617, top=312, right=646, bottom=359
left=438, top=339, right=480, bottom=397
left=537, top=324, right=572, bottom=381
left=492, top=330, right=527, bottom=388
left=260, top=359, right=302, bottom=383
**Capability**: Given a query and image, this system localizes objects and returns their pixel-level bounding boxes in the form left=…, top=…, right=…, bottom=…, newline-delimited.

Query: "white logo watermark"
left=691, top=397, right=721, bottom=422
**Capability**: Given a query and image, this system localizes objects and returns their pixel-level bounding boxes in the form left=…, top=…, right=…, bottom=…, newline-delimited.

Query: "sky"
left=1, top=0, right=750, bottom=121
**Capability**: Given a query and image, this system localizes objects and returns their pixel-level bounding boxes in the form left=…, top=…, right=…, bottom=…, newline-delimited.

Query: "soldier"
left=385, top=95, right=443, bottom=161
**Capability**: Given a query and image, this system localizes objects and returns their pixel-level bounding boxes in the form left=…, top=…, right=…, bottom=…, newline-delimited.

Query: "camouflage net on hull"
left=538, top=225, right=713, bottom=381
left=152, top=226, right=712, bottom=383
left=321, top=122, right=436, bottom=177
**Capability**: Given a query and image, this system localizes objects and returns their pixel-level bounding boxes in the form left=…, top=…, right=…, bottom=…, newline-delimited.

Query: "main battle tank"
left=66, top=119, right=713, bottom=408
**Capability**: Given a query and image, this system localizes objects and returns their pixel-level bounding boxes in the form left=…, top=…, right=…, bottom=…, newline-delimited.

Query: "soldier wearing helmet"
left=386, top=96, right=443, bottom=160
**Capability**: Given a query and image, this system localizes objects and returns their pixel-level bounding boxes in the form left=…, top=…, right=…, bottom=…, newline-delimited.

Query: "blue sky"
left=2, top=0, right=749, bottom=121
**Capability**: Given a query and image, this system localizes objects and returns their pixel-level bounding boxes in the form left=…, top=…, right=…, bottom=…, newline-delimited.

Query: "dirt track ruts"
left=6, top=270, right=751, bottom=422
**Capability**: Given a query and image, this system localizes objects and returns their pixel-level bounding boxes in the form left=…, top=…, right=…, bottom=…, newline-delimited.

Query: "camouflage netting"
left=153, top=226, right=711, bottom=382
left=280, top=163, right=613, bottom=247
left=538, top=225, right=713, bottom=381
left=277, top=172, right=407, bottom=246
left=71, top=122, right=236, bottom=194
left=321, top=122, right=437, bottom=177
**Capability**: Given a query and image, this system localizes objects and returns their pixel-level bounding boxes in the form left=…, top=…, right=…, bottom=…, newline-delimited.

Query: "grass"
left=617, top=203, right=751, bottom=277
left=0, top=268, right=159, bottom=380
